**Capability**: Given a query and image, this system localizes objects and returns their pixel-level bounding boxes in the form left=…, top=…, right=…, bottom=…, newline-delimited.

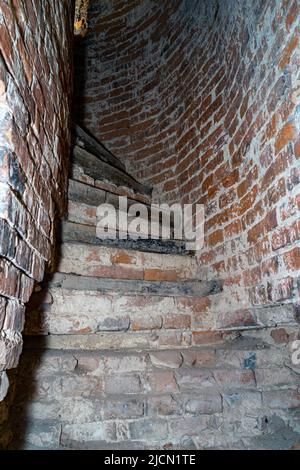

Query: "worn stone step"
left=46, top=273, right=223, bottom=298
left=72, top=145, right=152, bottom=196
left=24, top=286, right=217, bottom=335
left=24, top=287, right=267, bottom=338
left=68, top=201, right=183, bottom=240
left=73, top=124, right=126, bottom=172
left=68, top=179, right=182, bottom=239
left=56, top=241, right=198, bottom=281
left=60, top=221, right=189, bottom=255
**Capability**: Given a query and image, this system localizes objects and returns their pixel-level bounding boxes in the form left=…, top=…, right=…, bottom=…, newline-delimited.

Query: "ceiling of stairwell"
left=73, top=0, right=220, bottom=202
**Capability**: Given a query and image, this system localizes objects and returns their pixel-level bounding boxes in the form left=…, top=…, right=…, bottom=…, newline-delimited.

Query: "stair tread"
left=72, top=145, right=152, bottom=197
left=45, top=273, right=223, bottom=297
left=60, top=221, right=190, bottom=255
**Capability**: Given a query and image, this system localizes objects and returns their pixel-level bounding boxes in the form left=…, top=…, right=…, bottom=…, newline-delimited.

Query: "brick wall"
left=0, top=0, right=73, bottom=413
left=75, top=0, right=300, bottom=326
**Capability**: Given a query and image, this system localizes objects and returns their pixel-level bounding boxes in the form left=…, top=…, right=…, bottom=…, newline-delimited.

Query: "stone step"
left=72, top=145, right=152, bottom=197
left=25, top=286, right=218, bottom=335
left=60, top=221, right=189, bottom=255
left=68, top=179, right=182, bottom=239
left=56, top=241, right=198, bottom=281
left=74, top=124, right=126, bottom=173
left=68, top=200, right=183, bottom=240
left=46, top=273, right=223, bottom=298
left=68, top=178, right=151, bottom=207
left=9, top=341, right=300, bottom=450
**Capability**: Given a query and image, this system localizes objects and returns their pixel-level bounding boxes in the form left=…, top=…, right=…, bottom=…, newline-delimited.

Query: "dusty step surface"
left=56, top=242, right=199, bottom=281
left=8, top=336, right=300, bottom=450
left=60, top=221, right=189, bottom=255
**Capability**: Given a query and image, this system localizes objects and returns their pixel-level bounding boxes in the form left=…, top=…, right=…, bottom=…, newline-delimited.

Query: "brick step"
left=17, top=343, right=297, bottom=384
left=68, top=178, right=151, bottom=208
left=45, top=273, right=223, bottom=298
left=25, top=291, right=299, bottom=346
left=68, top=179, right=183, bottom=240
left=60, top=221, right=189, bottom=255
left=10, top=339, right=300, bottom=449
left=73, top=124, right=127, bottom=173
left=56, top=241, right=199, bottom=281
left=24, top=286, right=220, bottom=335
left=25, top=283, right=285, bottom=339
left=68, top=199, right=183, bottom=240
left=72, top=145, right=152, bottom=197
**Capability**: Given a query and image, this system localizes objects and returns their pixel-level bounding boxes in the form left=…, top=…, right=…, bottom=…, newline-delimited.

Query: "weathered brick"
left=105, top=374, right=142, bottom=395
left=129, top=418, right=168, bottom=441
left=146, top=395, right=182, bottom=416
left=149, top=351, right=183, bottom=369
left=185, top=392, right=222, bottom=415
left=103, top=398, right=144, bottom=419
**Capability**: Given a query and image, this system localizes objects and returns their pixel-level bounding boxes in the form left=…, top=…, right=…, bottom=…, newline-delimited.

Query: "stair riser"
left=70, top=166, right=151, bottom=205
left=68, top=200, right=183, bottom=240
left=74, top=124, right=126, bottom=173
left=73, top=146, right=152, bottom=196
left=25, top=288, right=212, bottom=335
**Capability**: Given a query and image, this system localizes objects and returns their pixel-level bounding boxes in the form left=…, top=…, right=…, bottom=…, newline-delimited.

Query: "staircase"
left=6, top=128, right=300, bottom=450
left=24, top=125, right=222, bottom=345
